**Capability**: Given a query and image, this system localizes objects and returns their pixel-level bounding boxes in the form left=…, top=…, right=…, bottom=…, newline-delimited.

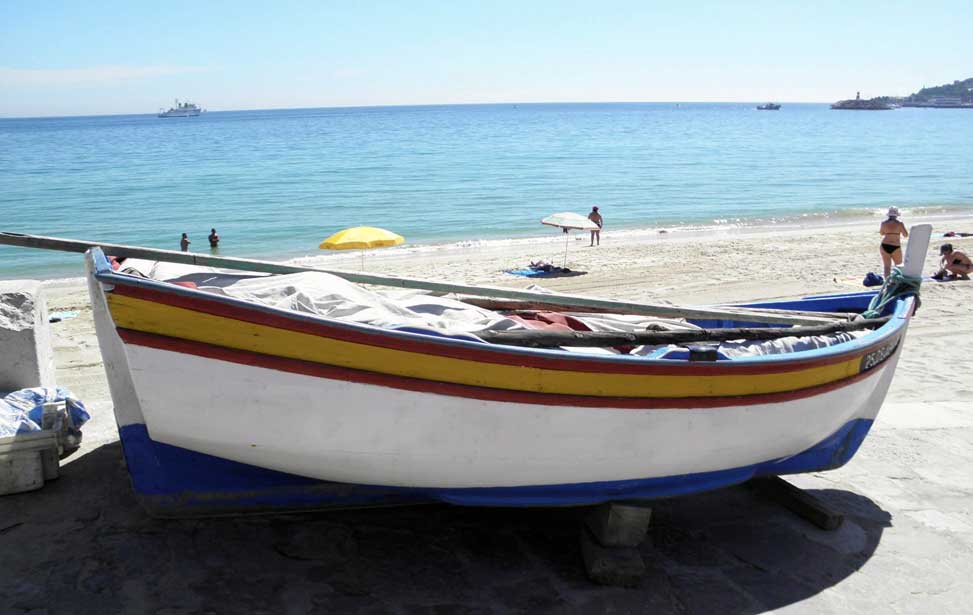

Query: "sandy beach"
left=4, top=213, right=973, bottom=613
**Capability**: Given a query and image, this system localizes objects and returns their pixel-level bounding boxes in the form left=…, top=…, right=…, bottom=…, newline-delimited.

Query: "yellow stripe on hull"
left=107, top=294, right=863, bottom=398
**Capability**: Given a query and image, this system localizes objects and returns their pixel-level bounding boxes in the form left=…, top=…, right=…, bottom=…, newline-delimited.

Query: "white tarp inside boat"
left=202, top=271, right=526, bottom=333
left=118, top=258, right=266, bottom=288
left=631, top=330, right=868, bottom=359
left=115, top=260, right=864, bottom=357
left=716, top=331, right=867, bottom=357
left=120, top=261, right=698, bottom=339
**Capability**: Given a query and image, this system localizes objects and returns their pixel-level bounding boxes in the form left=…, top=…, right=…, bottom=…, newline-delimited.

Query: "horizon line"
left=0, top=100, right=843, bottom=120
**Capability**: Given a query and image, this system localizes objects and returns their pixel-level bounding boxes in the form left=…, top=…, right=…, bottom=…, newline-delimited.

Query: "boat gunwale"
left=88, top=248, right=912, bottom=372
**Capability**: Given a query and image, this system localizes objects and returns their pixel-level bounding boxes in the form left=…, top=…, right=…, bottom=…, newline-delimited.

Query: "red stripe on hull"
left=117, top=328, right=890, bottom=410
left=109, top=281, right=897, bottom=376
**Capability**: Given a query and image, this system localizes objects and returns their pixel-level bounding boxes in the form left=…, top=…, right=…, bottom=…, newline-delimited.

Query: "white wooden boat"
left=0, top=229, right=930, bottom=516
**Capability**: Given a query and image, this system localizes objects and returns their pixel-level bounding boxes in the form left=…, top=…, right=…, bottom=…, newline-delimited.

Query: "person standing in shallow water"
left=208, top=228, right=220, bottom=250
left=588, top=206, right=603, bottom=246
left=180, top=233, right=190, bottom=252
left=878, top=207, right=908, bottom=278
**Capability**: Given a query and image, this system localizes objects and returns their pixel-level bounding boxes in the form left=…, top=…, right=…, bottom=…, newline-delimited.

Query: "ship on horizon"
left=158, top=99, right=203, bottom=118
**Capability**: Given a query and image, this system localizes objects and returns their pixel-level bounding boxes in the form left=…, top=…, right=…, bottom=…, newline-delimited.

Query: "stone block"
left=749, top=476, right=844, bottom=531
left=584, top=502, right=652, bottom=547
left=579, top=528, right=645, bottom=587
left=0, top=280, right=55, bottom=392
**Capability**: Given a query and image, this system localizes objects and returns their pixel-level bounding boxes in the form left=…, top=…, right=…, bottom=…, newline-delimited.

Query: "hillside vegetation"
left=907, top=78, right=973, bottom=102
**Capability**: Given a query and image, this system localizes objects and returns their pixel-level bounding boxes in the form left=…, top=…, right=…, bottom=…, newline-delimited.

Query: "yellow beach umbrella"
left=319, top=226, right=405, bottom=270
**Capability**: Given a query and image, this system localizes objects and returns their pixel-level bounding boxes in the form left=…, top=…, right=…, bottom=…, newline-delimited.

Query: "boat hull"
left=124, top=340, right=899, bottom=490
left=117, top=417, right=875, bottom=516
left=84, top=249, right=911, bottom=515
left=158, top=109, right=201, bottom=117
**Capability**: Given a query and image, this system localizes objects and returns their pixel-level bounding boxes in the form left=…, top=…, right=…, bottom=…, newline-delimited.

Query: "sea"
left=1, top=102, right=971, bottom=279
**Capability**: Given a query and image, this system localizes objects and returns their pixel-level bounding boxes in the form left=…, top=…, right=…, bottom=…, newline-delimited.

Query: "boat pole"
left=0, top=231, right=842, bottom=326
left=564, top=231, right=570, bottom=268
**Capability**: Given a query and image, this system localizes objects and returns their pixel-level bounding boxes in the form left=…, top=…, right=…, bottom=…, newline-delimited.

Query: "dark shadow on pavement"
left=1, top=442, right=891, bottom=614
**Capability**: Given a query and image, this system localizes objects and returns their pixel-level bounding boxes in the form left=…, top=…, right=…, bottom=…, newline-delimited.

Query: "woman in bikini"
left=879, top=207, right=908, bottom=278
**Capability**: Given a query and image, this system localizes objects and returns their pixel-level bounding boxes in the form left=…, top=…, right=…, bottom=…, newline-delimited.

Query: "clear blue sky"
left=1, top=0, right=970, bottom=117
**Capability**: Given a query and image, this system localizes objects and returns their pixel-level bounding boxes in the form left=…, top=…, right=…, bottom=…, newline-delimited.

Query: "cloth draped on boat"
left=203, top=271, right=526, bottom=333
left=507, top=311, right=590, bottom=331
left=119, top=261, right=697, bottom=339
left=112, top=260, right=864, bottom=357
left=204, top=272, right=711, bottom=339
left=118, top=258, right=264, bottom=288
left=631, top=330, right=868, bottom=359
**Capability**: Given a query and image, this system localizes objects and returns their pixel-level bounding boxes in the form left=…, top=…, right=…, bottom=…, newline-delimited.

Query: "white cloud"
left=0, top=65, right=208, bottom=87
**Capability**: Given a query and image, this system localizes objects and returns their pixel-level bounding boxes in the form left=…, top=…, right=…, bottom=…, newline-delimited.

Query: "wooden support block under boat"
left=475, top=315, right=891, bottom=348
left=748, top=476, right=844, bottom=530
left=580, top=528, right=646, bottom=587
left=584, top=502, right=653, bottom=548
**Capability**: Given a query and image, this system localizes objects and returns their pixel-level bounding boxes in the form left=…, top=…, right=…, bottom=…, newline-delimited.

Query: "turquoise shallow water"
left=1, top=103, right=971, bottom=279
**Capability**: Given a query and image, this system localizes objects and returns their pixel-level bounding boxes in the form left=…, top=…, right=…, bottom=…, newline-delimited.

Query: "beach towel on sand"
left=505, top=268, right=564, bottom=278
left=505, top=261, right=575, bottom=277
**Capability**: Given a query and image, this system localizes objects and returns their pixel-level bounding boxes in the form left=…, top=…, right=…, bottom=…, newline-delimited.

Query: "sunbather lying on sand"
left=529, top=260, right=571, bottom=273
left=932, top=244, right=973, bottom=280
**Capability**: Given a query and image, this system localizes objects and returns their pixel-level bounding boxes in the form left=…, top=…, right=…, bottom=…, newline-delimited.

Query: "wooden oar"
left=476, top=316, right=891, bottom=348
left=0, top=231, right=839, bottom=326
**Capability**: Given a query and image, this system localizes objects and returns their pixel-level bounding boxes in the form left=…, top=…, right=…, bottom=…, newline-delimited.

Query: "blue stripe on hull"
left=118, top=418, right=874, bottom=516
left=117, top=424, right=425, bottom=517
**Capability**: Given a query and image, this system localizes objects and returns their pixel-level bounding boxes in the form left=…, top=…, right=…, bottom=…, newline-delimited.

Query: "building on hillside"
left=928, top=96, right=963, bottom=107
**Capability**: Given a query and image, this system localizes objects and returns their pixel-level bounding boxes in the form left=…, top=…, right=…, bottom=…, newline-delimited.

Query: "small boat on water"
left=158, top=99, right=203, bottom=118
left=0, top=229, right=930, bottom=516
left=756, top=103, right=781, bottom=110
